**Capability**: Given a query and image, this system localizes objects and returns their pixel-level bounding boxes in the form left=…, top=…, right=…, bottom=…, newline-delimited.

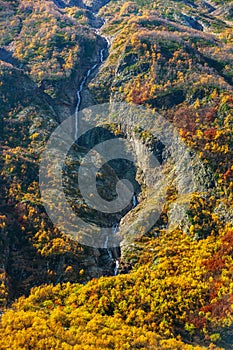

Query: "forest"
left=0, top=0, right=233, bottom=349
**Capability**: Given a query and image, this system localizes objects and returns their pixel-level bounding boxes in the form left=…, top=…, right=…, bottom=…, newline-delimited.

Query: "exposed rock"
left=211, top=3, right=233, bottom=19
left=0, top=48, right=21, bottom=67
left=149, top=90, right=186, bottom=109
left=53, top=0, right=85, bottom=8
left=117, top=53, right=139, bottom=73
left=200, top=1, right=216, bottom=13
left=181, top=14, right=204, bottom=31
left=82, top=0, right=110, bottom=12
left=119, top=129, right=217, bottom=264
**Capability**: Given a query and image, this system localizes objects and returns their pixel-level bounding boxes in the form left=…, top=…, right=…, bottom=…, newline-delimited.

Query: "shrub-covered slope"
left=0, top=0, right=233, bottom=349
left=0, top=0, right=110, bottom=303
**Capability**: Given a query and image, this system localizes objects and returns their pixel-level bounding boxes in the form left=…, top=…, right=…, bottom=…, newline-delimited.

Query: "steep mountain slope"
left=90, top=0, right=233, bottom=268
left=0, top=0, right=112, bottom=303
left=0, top=0, right=233, bottom=349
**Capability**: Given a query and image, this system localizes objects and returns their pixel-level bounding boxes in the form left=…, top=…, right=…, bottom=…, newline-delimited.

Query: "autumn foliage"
left=0, top=0, right=233, bottom=349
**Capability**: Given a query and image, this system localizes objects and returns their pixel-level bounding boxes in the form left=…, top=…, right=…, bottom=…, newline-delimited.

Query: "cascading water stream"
left=73, top=21, right=119, bottom=273
left=74, top=29, right=110, bottom=141
left=114, top=260, right=119, bottom=277
left=132, top=194, right=138, bottom=208
left=112, top=223, right=119, bottom=276
left=74, top=62, right=100, bottom=140
left=73, top=17, right=138, bottom=276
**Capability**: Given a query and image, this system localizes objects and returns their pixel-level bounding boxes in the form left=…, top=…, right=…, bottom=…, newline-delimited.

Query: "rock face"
left=82, top=0, right=110, bottom=12
left=53, top=0, right=84, bottom=8
left=181, top=14, right=204, bottom=31
left=200, top=1, right=215, bottom=13
left=0, top=48, right=21, bottom=67
left=53, top=0, right=110, bottom=11
left=118, top=127, right=216, bottom=266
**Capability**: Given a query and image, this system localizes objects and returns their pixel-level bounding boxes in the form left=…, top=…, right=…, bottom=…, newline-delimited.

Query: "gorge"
left=0, top=0, right=233, bottom=349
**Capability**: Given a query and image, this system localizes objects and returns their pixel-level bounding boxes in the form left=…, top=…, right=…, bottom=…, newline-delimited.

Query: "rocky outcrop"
left=200, top=1, right=215, bottom=13
left=53, top=0, right=110, bottom=12
left=181, top=14, right=204, bottom=31
left=83, top=0, right=110, bottom=12
left=0, top=48, right=21, bottom=67
left=117, top=127, right=216, bottom=267
left=53, top=0, right=85, bottom=8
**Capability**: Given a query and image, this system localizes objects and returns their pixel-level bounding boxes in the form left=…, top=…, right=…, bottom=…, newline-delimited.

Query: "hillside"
left=0, top=0, right=233, bottom=349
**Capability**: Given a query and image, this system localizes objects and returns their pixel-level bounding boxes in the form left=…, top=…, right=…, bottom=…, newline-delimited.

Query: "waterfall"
left=72, top=14, right=128, bottom=278
left=108, top=249, right=113, bottom=260
left=114, top=260, right=119, bottom=276
left=74, top=38, right=109, bottom=141
left=104, top=235, right=108, bottom=249
left=132, top=193, right=138, bottom=208
left=111, top=223, right=119, bottom=234
left=104, top=235, right=113, bottom=260
left=100, top=48, right=105, bottom=62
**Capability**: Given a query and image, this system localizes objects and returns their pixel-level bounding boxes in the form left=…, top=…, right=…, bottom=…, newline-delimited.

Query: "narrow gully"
left=73, top=17, right=122, bottom=275
left=73, top=14, right=138, bottom=277
left=74, top=25, right=110, bottom=140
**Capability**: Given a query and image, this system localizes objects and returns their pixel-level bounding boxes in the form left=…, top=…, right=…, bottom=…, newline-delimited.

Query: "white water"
left=111, top=222, right=119, bottom=235
left=132, top=194, right=137, bottom=208
left=74, top=39, right=108, bottom=141
left=111, top=193, right=138, bottom=276
left=114, top=260, right=119, bottom=276
left=111, top=223, right=119, bottom=276
left=108, top=249, right=113, bottom=260
left=73, top=22, right=127, bottom=277
left=104, top=235, right=113, bottom=261
left=104, top=235, right=108, bottom=249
